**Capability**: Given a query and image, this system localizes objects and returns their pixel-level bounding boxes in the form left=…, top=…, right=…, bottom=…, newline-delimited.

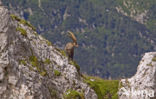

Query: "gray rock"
left=0, top=5, right=97, bottom=99
left=118, top=52, right=156, bottom=99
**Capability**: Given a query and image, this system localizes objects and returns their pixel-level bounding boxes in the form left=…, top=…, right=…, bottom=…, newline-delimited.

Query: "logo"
left=120, top=87, right=154, bottom=98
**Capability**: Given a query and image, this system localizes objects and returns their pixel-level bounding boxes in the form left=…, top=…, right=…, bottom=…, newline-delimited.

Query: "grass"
left=63, top=89, right=84, bottom=99
left=54, top=70, right=61, bottom=76
left=16, top=27, right=27, bottom=37
left=83, top=75, right=119, bottom=99
left=29, top=55, right=47, bottom=76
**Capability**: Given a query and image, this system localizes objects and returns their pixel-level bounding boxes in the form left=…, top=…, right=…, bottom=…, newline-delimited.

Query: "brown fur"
left=65, top=31, right=78, bottom=60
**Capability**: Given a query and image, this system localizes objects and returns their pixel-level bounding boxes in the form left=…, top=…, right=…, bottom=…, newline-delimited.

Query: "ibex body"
left=65, top=31, right=78, bottom=60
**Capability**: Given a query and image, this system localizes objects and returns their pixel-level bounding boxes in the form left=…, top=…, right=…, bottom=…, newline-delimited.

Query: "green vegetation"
left=16, top=27, right=27, bottom=37
left=29, top=55, right=38, bottom=67
left=54, top=70, right=61, bottom=76
left=19, top=60, right=26, bottom=65
left=10, top=14, right=21, bottom=21
left=44, top=59, right=51, bottom=64
left=46, top=40, right=52, bottom=46
left=29, top=55, right=47, bottom=76
left=64, top=89, right=84, bottom=99
left=10, top=14, right=36, bottom=31
left=83, top=75, right=119, bottom=99
left=152, top=56, right=156, bottom=61
left=20, top=19, right=36, bottom=31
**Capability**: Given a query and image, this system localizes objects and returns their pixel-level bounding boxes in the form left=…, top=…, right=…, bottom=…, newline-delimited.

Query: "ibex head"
left=67, top=31, right=78, bottom=47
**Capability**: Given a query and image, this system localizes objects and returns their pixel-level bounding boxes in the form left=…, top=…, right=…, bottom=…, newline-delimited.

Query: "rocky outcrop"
left=118, top=52, right=156, bottom=99
left=0, top=5, right=97, bottom=99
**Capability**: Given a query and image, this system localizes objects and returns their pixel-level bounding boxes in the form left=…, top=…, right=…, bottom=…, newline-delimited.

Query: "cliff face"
left=0, top=6, right=97, bottom=99
left=118, top=52, right=156, bottom=99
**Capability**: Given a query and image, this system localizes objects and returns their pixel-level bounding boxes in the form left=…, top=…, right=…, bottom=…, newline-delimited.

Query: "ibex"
left=65, top=31, right=78, bottom=60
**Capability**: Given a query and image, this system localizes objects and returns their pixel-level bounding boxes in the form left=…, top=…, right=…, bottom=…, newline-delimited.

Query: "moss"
left=64, top=89, right=84, bottom=99
left=44, top=59, right=51, bottom=64
left=54, top=70, right=61, bottom=76
left=16, top=27, right=27, bottom=37
left=69, top=61, right=80, bottom=73
left=19, top=60, right=27, bottom=65
left=152, top=56, right=156, bottom=61
left=83, top=75, right=119, bottom=99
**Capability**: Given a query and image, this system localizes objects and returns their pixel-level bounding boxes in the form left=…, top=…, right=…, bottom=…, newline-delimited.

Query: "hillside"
left=2, top=0, right=156, bottom=78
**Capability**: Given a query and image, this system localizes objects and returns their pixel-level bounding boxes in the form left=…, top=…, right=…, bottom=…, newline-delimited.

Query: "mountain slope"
left=0, top=6, right=97, bottom=99
left=2, top=0, right=155, bottom=78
